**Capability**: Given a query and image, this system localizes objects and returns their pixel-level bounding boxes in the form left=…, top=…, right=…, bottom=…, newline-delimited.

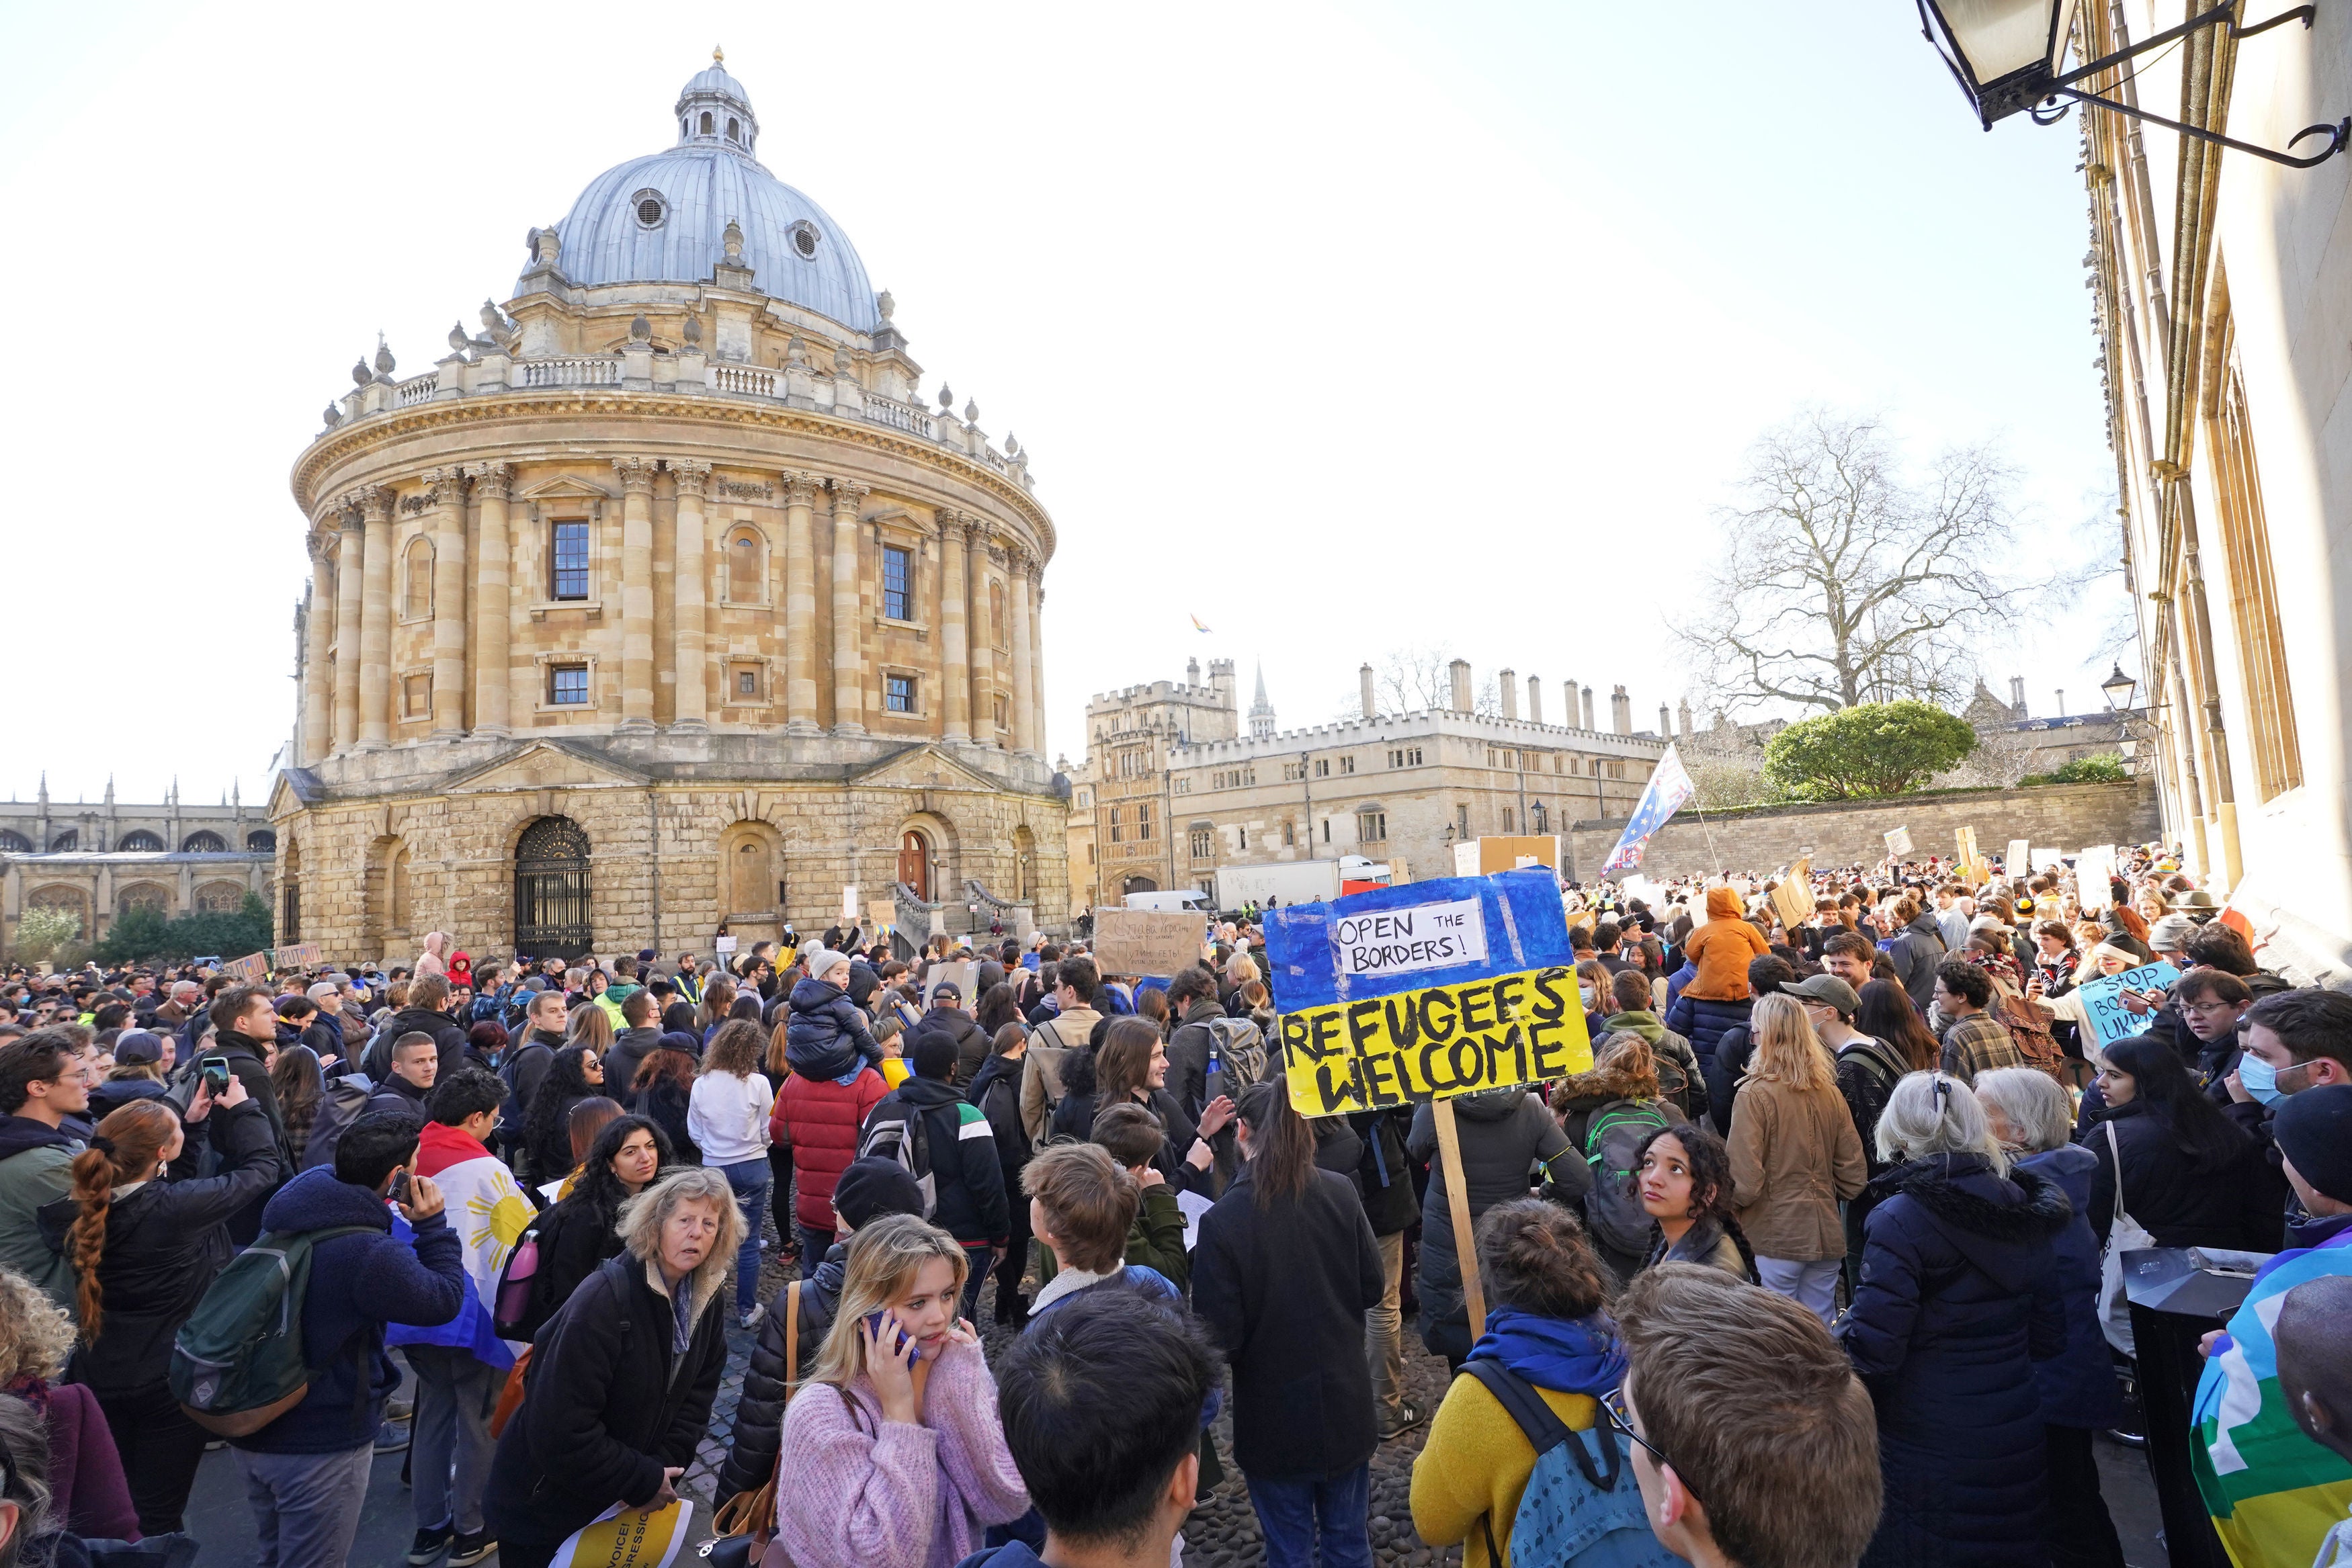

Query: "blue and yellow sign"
left=1265, top=870, right=1591, bottom=1115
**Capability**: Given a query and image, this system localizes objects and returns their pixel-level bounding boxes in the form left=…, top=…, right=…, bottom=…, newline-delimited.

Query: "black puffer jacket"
left=715, top=1243, right=847, bottom=1501
left=909, top=1005, right=986, bottom=1086
left=783, top=978, right=880, bottom=1078
left=371, top=1006, right=469, bottom=1084
left=2085, top=1099, right=2283, bottom=1253
left=1406, top=1086, right=1585, bottom=1363
left=36, top=1100, right=283, bottom=1393
left=484, top=1254, right=729, bottom=1549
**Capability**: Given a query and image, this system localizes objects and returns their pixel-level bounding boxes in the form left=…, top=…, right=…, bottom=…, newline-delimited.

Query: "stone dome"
left=534, top=52, right=880, bottom=333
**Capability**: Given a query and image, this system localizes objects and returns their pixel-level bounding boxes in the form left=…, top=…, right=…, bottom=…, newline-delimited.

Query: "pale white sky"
left=0, top=1, right=2123, bottom=808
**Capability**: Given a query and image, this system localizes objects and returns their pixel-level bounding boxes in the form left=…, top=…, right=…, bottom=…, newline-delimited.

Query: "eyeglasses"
left=1599, top=1386, right=1694, bottom=1503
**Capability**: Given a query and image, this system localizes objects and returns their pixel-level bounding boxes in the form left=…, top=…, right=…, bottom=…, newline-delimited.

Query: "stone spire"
left=1249, top=664, right=1275, bottom=740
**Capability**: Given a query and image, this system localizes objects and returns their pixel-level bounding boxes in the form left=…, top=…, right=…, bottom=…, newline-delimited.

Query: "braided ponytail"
left=66, top=1101, right=179, bottom=1342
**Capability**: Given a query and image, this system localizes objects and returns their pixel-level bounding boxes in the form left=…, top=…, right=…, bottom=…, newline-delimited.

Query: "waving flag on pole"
left=1602, top=744, right=1695, bottom=876
left=1189, top=613, right=1213, bottom=634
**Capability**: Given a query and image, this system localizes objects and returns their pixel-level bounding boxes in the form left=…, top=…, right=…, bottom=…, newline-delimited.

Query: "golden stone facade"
left=272, top=57, right=1065, bottom=962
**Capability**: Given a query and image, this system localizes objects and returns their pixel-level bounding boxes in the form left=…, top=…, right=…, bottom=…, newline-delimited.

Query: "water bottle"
left=1204, top=1034, right=1226, bottom=1111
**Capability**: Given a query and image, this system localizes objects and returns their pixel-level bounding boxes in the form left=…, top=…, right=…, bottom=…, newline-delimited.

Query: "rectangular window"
left=1190, top=828, right=1213, bottom=859
left=550, top=664, right=589, bottom=705
left=1339, top=756, right=1355, bottom=775
left=1501, top=808, right=1514, bottom=832
left=1552, top=754, right=1564, bottom=773
left=1488, top=748, right=1499, bottom=768
left=1321, top=818, right=1331, bottom=844
left=1282, top=763, right=1304, bottom=782
left=1087, top=844, right=1095, bottom=864
left=1238, top=827, right=1248, bottom=851
left=885, top=674, right=915, bottom=713
left=402, top=673, right=431, bottom=718
left=551, top=521, right=589, bottom=601
left=2212, top=347, right=2304, bottom=799
left=1173, top=778, right=1190, bottom=794
left=1314, top=758, right=1331, bottom=778
left=1357, top=811, right=1387, bottom=842
left=1109, top=806, right=1124, bottom=844
left=1282, top=822, right=1295, bottom=846
left=1136, top=803, right=1152, bottom=840
left=1456, top=804, right=1470, bottom=837
left=882, top=545, right=912, bottom=621
left=995, top=695, right=1009, bottom=730
left=1608, top=761, right=1626, bottom=779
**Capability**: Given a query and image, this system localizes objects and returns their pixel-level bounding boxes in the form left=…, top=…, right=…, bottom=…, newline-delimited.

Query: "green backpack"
left=169, top=1225, right=376, bottom=1437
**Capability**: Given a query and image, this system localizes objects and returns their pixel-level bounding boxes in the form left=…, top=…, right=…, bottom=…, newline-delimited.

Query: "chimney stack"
left=1659, top=703, right=1671, bottom=736
left=1186, top=656, right=1200, bottom=687
left=1611, top=685, right=1632, bottom=735
left=2009, top=676, right=2027, bottom=718
left=2056, top=688, right=2066, bottom=717
left=1359, top=663, right=1376, bottom=721
left=1677, top=698, right=1693, bottom=739
left=1581, top=685, right=1596, bottom=730
left=1527, top=674, right=1543, bottom=725
left=1499, top=668, right=1518, bottom=720
left=1448, top=658, right=1473, bottom=713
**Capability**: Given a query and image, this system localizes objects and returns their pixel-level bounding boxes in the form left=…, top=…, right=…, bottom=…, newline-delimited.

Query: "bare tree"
left=1677, top=411, right=2025, bottom=716
left=1336, top=645, right=1500, bottom=720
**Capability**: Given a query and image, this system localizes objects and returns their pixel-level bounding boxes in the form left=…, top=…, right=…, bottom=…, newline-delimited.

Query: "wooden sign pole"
left=1430, top=1098, right=1486, bottom=1340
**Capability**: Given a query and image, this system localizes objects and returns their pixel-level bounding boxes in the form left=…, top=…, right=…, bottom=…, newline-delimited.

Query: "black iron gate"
left=514, top=816, right=592, bottom=961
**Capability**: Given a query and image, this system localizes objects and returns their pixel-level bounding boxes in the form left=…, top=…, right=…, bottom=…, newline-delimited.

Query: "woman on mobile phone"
left=774, top=1214, right=1028, bottom=1568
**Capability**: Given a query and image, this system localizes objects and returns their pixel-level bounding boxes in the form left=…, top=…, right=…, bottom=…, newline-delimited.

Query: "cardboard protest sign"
left=867, top=900, right=895, bottom=931
left=2006, top=840, right=2032, bottom=877
left=220, top=953, right=269, bottom=983
left=270, top=943, right=321, bottom=969
left=1768, top=858, right=1813, bottom=931
left=1884, top=826, right=1914, bottom=858
left=923, top=959, right=979, bottom=1010
left=1474, top=835, right=1563, bottom=875
left=1091, top=908, right=1205, bottom=978
left=1954, top=826, right=1982, bottom=883
left=1265, top=869, right=1589, bottom=1116
left=2076, top=845, right=2117, bottom=913
left=2073, top=961, right=2182, bottom=1052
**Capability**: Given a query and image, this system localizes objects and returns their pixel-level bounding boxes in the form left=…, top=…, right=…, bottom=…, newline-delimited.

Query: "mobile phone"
left=862, top=1310, right=920, bottom=1360
left=200, top=1056, right=232, bottom=1094
left=388, top=1170, right=412, bottom=1207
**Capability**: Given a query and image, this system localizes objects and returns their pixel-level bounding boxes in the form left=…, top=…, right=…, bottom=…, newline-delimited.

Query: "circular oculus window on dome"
left=788, top=220, right=821, bottom=260
left=633, top=190, right=668, bottom=228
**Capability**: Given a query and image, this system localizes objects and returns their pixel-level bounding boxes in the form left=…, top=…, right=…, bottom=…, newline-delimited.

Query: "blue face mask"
left=2236, top=1052, right=2284, bottom=1105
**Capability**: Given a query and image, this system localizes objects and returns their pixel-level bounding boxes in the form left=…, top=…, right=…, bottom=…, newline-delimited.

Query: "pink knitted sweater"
left=774, top=1337, right=1030, bottom=1568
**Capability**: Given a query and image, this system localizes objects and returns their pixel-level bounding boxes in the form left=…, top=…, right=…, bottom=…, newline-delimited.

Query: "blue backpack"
left=1455, top=1359, right=1679, bottom=1568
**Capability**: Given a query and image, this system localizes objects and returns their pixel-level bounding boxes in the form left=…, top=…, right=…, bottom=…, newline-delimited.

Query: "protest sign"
left=1265, top=869, right=1587, bottom=1118
left=270, top=943, right=321, bottom=969
left=714, top=934, right=738, bottom=955
left=1472, top=835, right=1563, bottom=875
left=1768, top=858, right=1813, bottom=930
left=2076, top=845, right=2117, bottom=913
left=840, top=885, right=859, bottom=922
left=2031, top=848, right=2063, bottom=872
left=1091, top=907, right=1205, bottom=978
left=1884, top=826, right=1915, bottom=858
left=923, top=959, right=979, bottom=1010
left=2006, top=839, right=2032, bottom=877
left=1267, top=869, right=1585, bottom=1339
left=220, top=953, right=268, bottom=983
left=1452, top=842, right=1481, bottom=877
left=549, top=1501, right=694, bottom=1568
left=2073, top=961, right=2181, bottom=1052
left=867, top=900, right=895, bottom=932
left=1955, top=826, right=1980, bottom=881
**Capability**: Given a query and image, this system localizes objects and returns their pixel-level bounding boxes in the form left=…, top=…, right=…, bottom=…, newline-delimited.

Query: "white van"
left=1123, top=889, right=1214, bottom=913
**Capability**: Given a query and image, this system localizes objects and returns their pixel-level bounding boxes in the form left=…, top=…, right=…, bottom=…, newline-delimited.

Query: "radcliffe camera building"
left=271, top=54, right=1066, bottom=961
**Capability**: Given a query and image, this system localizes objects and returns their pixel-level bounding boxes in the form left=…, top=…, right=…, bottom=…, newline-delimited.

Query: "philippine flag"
left=1602, top=744, right=1696, bottom=877
left=386, top=1120, right=537, bottom=1366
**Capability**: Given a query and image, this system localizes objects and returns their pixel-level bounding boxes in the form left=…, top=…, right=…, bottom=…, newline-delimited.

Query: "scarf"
left=1462, top=1307, right=1627, bottom=1396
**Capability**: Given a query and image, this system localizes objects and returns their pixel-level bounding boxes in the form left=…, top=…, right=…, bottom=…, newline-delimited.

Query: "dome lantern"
left=675, top=46, right=759, bottom=156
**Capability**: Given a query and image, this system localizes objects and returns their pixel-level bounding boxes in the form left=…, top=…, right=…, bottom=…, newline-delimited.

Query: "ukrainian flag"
left=2191, top=1227, right=2352, bottom=1567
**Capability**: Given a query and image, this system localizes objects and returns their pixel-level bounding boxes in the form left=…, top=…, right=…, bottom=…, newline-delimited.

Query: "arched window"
left=990, top=581, right=1007, bottom=650
left=116, top=830, right=163, bottom=852
left=514, top=816, right=593, bottom=961
left=726, top=117, right=740, bottom=141
left=403, top=536, right=433, bottom=619
left=182, top=831, right=227, bottom=853
left=0, top=830, right=29, bottom=853
left=728, top=528, right=763, bottom=601
left=724, top=826, right=778, bottom=916
left=700, top=111, right=714, bottom=134
left=247, top=829, right=276, bottom=852
left=48, top=830, right=76, bottom=853
left=194, top=881, right=246, bottom=914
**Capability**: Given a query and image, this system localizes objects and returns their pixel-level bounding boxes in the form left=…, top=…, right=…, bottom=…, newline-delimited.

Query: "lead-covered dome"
left=534, top=52, right=880, bottom=333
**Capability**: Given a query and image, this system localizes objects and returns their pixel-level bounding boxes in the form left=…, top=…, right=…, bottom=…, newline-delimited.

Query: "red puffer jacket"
left=771, top=1067, right=891, bottom=1231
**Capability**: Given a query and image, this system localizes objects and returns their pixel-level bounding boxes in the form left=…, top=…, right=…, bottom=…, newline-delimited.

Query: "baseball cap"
left=929, top=980, right=961, bottom=1002
left=113, top=1030, right=167, bottom=1066
left=1783, top=973, right=1861, bottom=1016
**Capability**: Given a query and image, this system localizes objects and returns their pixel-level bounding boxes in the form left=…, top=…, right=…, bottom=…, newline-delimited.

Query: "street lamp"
left=1916, top=0, right=2349, bottom=167
left=2101, top=664, right=2137, bottom=712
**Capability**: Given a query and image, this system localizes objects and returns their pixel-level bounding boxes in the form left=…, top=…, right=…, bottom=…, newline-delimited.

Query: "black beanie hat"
left=2275, top=1084, right=2352, bottom=1205
left=833, top=1157, right=925, bottom=1230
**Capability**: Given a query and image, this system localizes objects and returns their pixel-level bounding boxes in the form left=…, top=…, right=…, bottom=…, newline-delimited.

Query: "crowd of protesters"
left=0, top=836, right=2339, bottom=1568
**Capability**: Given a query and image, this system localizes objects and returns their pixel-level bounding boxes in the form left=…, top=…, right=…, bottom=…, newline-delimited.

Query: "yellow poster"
left=1279, top=965, right=1593, bottom=1115
left=549, top=1501, right=695, bottom=1568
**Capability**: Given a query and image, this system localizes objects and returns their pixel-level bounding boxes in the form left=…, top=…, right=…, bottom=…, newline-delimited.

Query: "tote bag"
left=2097, top=1119, right=2155, bottom=1356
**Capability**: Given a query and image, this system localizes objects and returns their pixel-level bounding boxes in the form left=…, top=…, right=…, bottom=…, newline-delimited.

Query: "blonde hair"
left=1743, top=994, right=1835, bottom=1094
left=614, top=1167, right=743, bottom=1301
left=0, top=1268, right=74, bottom=1386
left=803, top=1214, right=969, bottom=1391
left=566, top=1002, right=614, bottom=1051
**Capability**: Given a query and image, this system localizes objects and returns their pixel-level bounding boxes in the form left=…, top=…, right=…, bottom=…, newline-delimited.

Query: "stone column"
left=428, top=466, right=470, bottom=738
left=782, top=472, right=822, bottom=735
left=937, top=512, right=971, bottom=742
left=472, top=462, right=514, bottom=736
left=966, top=524, right=997, bottom=743
left=671, top=460, right=712, bottom=731
left=331, top=505, right=364, bottom=753
left=301, top=532, right=334, bottom=766
left=1027, top=564, right=1048, bottom=758
left=614, top=457, right=658, bottom=732
left=829, top=480, right=870, bottom=735
left=1009, top=550, right=1038, bottom=756
left=357, top=486, right=395, bottom=749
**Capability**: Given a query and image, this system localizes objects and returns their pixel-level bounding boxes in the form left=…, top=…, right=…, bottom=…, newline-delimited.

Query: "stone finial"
left=937, top=384, right=953, bottom=411
left=877, top=289, right=896, bottom=321
left=322, top=402, right=343, bottom=428
left=722, top=220, right=745, bottom=262
left=350, top=357, right=371, bottom=387
left=964, top=398, right=978, bottom=424
left=630, top=313, right=653, bottom=343
left=448, top=322, right=470, bottom=353
left=1006, top=433, right=1019, bottom=455
left=682, top=311, right=702, bottom=345
left=833, top=345, right=853, bottom=374
left=374, top=334, right=395, bottom=376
